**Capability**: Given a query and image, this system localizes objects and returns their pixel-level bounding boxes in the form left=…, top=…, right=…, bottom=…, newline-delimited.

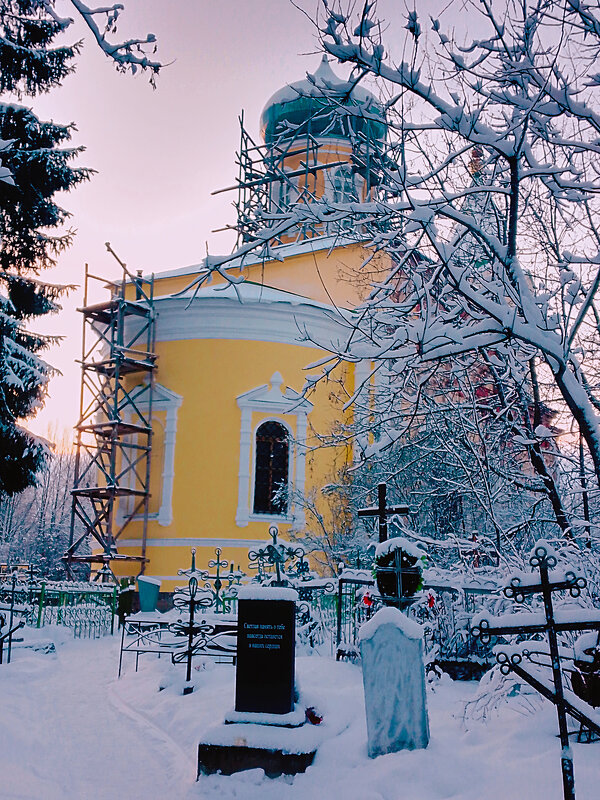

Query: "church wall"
left=83, top=58, right=394, bottom=585
left=111, top=336, right=353, bottom=589
left=142, top=241, right=391, bottom=311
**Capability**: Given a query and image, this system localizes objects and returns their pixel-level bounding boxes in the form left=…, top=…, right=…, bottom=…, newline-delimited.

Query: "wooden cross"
left=357, top=482, right=409, bottom=543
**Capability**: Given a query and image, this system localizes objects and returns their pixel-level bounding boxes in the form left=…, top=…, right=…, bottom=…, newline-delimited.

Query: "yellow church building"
left=66, top=58, right=390, bottom=587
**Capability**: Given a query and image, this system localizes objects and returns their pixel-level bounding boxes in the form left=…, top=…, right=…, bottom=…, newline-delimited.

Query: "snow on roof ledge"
left=238, top=585, right=298, bottom=602
left=158, top=280, right=343, bottom=312
left=146, top=234, right=368, bottom=282
left=359, top=606, right=424, bottom=642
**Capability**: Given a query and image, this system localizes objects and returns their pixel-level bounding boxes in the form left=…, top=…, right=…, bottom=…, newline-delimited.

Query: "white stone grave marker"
left=359, top=606, right=430, bottom=757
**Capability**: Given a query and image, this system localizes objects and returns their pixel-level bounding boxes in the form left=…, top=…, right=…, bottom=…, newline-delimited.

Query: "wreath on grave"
left=572, top=632, right=600, bottom=709
left=374, top=537, right=427, bottom=606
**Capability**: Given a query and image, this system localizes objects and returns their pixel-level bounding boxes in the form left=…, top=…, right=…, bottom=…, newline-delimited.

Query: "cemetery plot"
left=117, top=612, right=238, bottom=677
left=198, top=585, right=320, bottom=778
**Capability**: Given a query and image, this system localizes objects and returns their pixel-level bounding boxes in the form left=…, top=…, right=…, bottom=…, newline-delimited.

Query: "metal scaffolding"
left=213, top=107, right=393, bottom=247
left=64, top=249, right=157, bottom=582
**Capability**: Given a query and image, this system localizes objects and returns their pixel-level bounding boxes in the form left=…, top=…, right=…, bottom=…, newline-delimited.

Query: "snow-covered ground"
left=1, top=627, right=599, bottom=799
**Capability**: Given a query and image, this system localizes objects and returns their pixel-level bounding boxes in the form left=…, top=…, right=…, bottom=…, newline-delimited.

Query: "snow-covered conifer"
left=0, top=1, right=161, bottom=494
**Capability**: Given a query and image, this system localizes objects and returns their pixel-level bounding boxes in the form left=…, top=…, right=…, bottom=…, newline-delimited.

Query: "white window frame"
left=236, top=372, right=312, bottom=528
left=331, top=165, right=358, bottom=204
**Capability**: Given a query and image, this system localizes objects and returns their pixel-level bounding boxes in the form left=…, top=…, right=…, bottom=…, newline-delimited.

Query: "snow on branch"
left=70, top=1, right=161, bottom=82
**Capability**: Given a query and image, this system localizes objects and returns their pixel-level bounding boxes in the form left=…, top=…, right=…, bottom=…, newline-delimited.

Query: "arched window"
left=236, top=373, right=313, bottom=528
left=331, top=166, right=358, bottom=203
left=253, top=421, right=289, bottom=515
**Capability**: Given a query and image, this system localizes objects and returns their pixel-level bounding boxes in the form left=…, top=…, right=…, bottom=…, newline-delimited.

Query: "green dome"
left=260, top=56, right=387, bottom=145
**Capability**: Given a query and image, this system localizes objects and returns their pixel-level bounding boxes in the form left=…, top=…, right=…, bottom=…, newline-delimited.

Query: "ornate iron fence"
left=332, top=568, right=500, bottom=672
left=0, top=576, right=118, bottom=639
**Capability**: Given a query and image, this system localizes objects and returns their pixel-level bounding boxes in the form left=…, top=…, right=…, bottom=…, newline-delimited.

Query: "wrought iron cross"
left=172, top=549, right=211, bottom=694
left=248, top=525, right=304, bottom=586
left=208, top=548, right=228, bottom=594
left=357, top=482, right=409, bottom=543
left=472, top=542, right=600, bottom=800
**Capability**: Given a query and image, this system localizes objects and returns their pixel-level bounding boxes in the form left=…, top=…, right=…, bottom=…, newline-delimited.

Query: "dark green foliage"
left=0, top=1, right=78, bottom=96
left=0, top=104, right=90, bottom=275
left=0, top=2, right=88, bottom=494
left=0, top=422, right=47, bottom=494
left=375, top=548, right=424, bottom=601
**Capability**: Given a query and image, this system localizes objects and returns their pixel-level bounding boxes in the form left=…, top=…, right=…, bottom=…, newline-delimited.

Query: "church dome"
left=260, top=56, right=386, bottom=145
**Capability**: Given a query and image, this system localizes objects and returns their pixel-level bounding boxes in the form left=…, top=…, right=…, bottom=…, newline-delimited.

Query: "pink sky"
left=21, top=0, right=429, bottom=442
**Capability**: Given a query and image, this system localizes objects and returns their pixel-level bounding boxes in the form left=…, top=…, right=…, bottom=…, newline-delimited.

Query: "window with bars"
left=253, top=420, right=289, bottom=515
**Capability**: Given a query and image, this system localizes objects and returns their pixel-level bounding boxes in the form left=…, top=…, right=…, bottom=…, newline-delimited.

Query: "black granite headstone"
left=235, top=597, right=295, bottom=715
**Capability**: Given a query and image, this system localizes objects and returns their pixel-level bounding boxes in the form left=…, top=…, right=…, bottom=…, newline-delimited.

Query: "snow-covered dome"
left=260, top=56, right=386, bottom=145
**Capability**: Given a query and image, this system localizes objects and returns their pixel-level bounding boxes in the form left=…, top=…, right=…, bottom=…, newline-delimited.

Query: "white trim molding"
left=235, top=371, right=312, bottom=529
left=353, top=359, right=372, bottom=463
left=153, top=384, right=183, bottom=526
left=124, top=285, right=355, bottom=353
left=118, top=537, right=258, bottom=549
left=117, top=382, right=183, bottom=528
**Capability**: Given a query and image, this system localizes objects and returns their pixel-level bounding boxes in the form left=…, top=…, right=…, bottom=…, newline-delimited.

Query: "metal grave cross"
left=357, top=483, right=409, bottom=543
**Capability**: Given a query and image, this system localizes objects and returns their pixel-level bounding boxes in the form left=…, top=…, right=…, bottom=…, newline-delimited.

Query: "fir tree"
left=0, top=2, right=82, bottom=494
left=0, top=1, right=160, bottom=494
left=0, top=104, right=90, bottom=494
